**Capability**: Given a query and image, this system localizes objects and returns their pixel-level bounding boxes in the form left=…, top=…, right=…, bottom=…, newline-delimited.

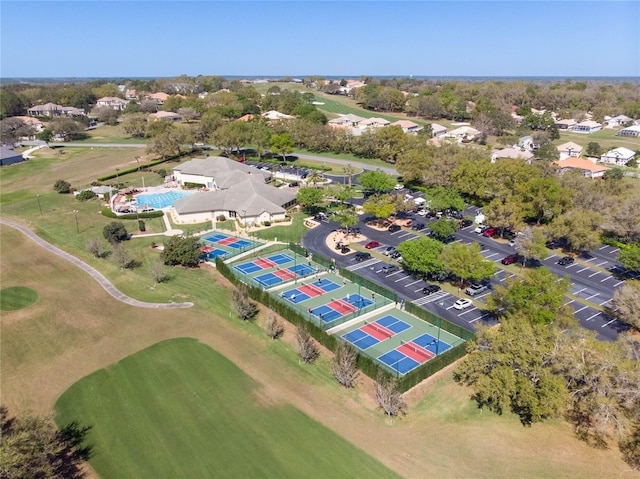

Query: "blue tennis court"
left=343, top=294, right=374, bottom=309
left=204, top=249, right=227, bottom=260
left=226, top=239, right=252, bottom=249
left=203, top=233, right=228, bottom=243
left=267, top=253, right=293, bottom=265
left=375, top=315, right=411, bottom=334
left=378, top=350, right=420, bottom=375
left=313, top=278, right=340, bottom=292
left=310, top=304, right=342, bottom=323
left=412, top=333, right=452, bottom=354
left=281, top=290, right=310, bottom=303
left=288, top=264, right=315, bottom=276
left=235, top=262, right=262, bottom=274
left=254, top=272, right=284, bottom=287
left=342, top=329, right=380, bottom=350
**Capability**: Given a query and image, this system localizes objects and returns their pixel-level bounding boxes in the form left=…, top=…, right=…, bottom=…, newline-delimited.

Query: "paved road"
left=0, top=217, right=193, bottom=309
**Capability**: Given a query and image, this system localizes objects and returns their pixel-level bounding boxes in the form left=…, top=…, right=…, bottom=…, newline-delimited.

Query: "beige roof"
left=575, top=120, right=602, bottom=128
left=557, top=141, right=583, bottom=152
left=173, top=177, right=296, bottom=216
left=359, top=117, right=390, bottom=126
left=447, top=126, right=480, bottom=136
left=149, top=111, right=181, bottom=120
left=390, top=120, right=419, bottom=129
left=430, top=123, right=447, bottom=133
left=173, top=156, right=271, bottom=182
left=492, top=148, right=534, bottom=160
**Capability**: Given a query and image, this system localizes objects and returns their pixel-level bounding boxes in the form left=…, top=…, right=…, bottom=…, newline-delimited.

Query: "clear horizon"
left=1, top=1, right=639, bottom=78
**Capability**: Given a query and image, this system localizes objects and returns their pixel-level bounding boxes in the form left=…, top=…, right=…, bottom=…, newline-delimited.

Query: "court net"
left=401, top=342, right=435, bottom=362
left=364, top=322, right=393, bottom=339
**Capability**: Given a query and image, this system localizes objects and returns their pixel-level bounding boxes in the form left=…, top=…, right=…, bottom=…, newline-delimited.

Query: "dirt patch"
left=325, top=230, right=366, bottom=255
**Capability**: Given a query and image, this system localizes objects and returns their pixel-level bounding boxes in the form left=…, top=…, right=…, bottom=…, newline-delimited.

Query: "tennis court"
left=203, top=248, right=228, bottom=260
left=310, top=295, right=371, bottom=324
left=234, top=253, right=295, bottom=274
left=203, top=233, right=252, bottom=249
left=281, top=278, right=342, bottom=304
left=338, top=309, right=465, bottom=376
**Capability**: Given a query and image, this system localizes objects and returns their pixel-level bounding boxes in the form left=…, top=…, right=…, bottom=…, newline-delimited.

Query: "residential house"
left=617, top=125, right=640, bottom=138
left=554, top=118, right=577, bottom=130
left=557, top=141, right=583, bottom=160
left=96, top=97, right=129, bottom=110
left=390, top=120, right=421, bottom=134
left=605, top=115, right=632, bottom=127
left=148, top=111, right=181, bottom=122
left=553, top=157, right=608, bottom=178
left=125, top=89, right=137, bottom=100
left=445, top=126, right=480, bottom=141
left=430, top=123, right=447, bottom=137
left=327, top=114, right=366, bottom=128
left=172, top=156, right=271, bottom=190
left=600, top=147, right=636, bottom=166
left=570, top=120, right=602, bottom=134
left=491, top=148, right=534, bottom=163
left=358, top=117, right=391, bottom=129
left=147, top=92, right=170, bottom=104
left=0, top=146, right=25, bottom=166
left=27, top=103, right=85, bottom=117
left=517, top=135, right=536, bottom=151
left=12, top=116, right=44, bottom=134
left=262, top=110, right=294, bottom=121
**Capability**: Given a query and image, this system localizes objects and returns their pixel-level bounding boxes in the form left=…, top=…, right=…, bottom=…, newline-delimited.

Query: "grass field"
left=554, top=127, right=640, bottom=152
left=0, top=286, right=38, bottom=311
left=55, top=338, right=399, bottom=479
left=253, top=212, right=308, bottom=243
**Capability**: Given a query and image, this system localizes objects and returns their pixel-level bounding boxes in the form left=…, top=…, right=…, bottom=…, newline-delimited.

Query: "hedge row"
left=97, top=148, right=197, bottom=182
left=101, top=207, right=164, bottom=219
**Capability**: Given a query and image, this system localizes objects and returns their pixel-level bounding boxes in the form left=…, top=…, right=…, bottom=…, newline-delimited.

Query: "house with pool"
left=169, top=157, right=297, bottom=226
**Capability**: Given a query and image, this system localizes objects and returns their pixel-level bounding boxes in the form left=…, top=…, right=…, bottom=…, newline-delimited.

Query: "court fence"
left=216, top=249, right=475, bottom=393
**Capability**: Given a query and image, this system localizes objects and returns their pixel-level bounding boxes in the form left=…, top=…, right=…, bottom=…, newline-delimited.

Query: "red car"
left=501, top=254, right=520, bottom=265
left=482, top=227, right=496, bottom=237
left=365, top=241, right=380, bottom=249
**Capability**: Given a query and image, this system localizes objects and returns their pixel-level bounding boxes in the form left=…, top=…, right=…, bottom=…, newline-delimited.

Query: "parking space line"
left=405, top=279, right=422, bottom=287
left=545, top=254, right=557, bottom=260
left=564, top=300, right=575, bottom=306
left=394, top=274, right=411, bottom=282
left=585, top=293, right=600, bottom=301
left=446, top=304, right=456, bottom=310
left=596, top=261, right=608, bottom=267
left=575, top=305, right=589, bottom=313
left=476, top=292, right=492, bottom=300
left=611, top=248, right=620, bottom=254
left=613, top=280, right=625, bottom=287
left=458, top=307, right=478, bottom=316
left=599, top=245, right=608, bottom=250
left=586, top=257, right=596, bottom=262
left=565, top=263, right=579, bottom=269
left=588, top=271, right=600, bottom=278
left=574, top=288, right=586, bottom=295
left=576, top=267, right=590, bottom=273
left=386, top=270, right=403, bottom=278
left=585, top=312, right=601, bottom=321
left=600, top=276, right=613, bottom=283
left=602, top=318, right=617, bottom=327
left=484, top=252, right=499, bottom=259
left=398, top=232, right=414, bottom=239
left=599, top=298, right=612, bottom=306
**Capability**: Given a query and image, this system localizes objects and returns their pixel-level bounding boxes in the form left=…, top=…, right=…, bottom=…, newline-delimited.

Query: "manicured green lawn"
left=0, top=286, right=38, bottom=311
left=253, top=212, right=308, bottom=243
left=55, top=338, right=399, bottom=479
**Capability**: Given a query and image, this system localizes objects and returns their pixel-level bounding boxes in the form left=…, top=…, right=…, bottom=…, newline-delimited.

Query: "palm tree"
left=306, top=170, right=324, bottom=188
left=343, top=164, right=356, bottom=188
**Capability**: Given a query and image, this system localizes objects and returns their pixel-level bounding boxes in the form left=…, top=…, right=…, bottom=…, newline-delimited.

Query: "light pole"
left=73, top=210, right=79, bottom=234
left=242, top=209, right=247, bottom=233
left=37, top=194, right=42, bottom=215
left=115, top=168, right=120, bottom=185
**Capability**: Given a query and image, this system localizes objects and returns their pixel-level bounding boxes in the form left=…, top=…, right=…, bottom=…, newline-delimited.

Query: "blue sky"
left=1, top=1, right=639, bottom=78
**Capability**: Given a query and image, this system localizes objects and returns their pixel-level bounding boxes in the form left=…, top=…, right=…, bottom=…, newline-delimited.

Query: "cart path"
left=0, top=217, right=194, bottom=309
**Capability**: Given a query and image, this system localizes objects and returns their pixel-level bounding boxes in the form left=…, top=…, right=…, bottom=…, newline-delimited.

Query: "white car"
left=474, top=225, right=488, bottom=234
left=453, top=298, right=473, bottom=310
left=394, top=184, right=404, bottom=190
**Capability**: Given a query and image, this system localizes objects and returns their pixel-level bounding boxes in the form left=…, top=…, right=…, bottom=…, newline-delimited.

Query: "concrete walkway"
left=0, top=217, right=193, bottom=309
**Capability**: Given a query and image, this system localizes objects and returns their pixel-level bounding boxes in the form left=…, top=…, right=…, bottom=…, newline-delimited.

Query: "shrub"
left=53, top=180, right=71, bottom=194
left=184, top=182, right=206, bottom=189
left=76, top=190, right=96, bottom=201
left=161, top=235, right=201, bottom=267
left=263, top=221, right=271, bottom=227
left=216, top=215, right=227, bottom=222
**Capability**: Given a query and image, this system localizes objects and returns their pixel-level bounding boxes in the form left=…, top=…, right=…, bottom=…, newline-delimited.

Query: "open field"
left=55, top=338, right=399, bottom=479
left=1, top=213, right=637, bottom=478
left=555, top=127, right=640, bottom=152
left=76, top=124, right=149, bottom=144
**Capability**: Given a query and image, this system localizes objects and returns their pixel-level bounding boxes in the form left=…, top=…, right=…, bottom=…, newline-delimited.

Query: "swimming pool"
left=134, top=191, right=191, bottom=209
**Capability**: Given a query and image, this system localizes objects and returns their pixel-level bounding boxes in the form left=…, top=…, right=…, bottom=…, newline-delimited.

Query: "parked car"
left=482, top=227, right=497, bottom=237
left=365, top=241, right=380, bottom=249
left=354, top=252, right=372, bottom=262
left=411, top=222, right=426, bottom=231
left=557, top=256, right=575, bottom=266
left=381, top=264, right=399, bottom=274
left=421, top=284, right=441, bottom=295
left=453, top=298, right=473, bottom=310
left=394, top=184, right=404, bottom=190
left=501, top=254, right=520, bottom=265
left=459, top=219, right=472, bottom=228
left=389, top=251, right=402, bottom=260
left=474, top=225, right=489, bottom=234
left=382, top=246, right=397, bottom=256
left=465, top=283, right=488, bottom=296
left=388, top=224, right=401, bottom=233
left=546, top=240, right=561, bottom=249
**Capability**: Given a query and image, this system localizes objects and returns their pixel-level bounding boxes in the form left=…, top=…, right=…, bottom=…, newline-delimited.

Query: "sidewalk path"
left=0, top=217, right=193, bottom=309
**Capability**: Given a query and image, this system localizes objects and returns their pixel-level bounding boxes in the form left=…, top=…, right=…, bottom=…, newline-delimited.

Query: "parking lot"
left=304, top=196, right=628, bottom=341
